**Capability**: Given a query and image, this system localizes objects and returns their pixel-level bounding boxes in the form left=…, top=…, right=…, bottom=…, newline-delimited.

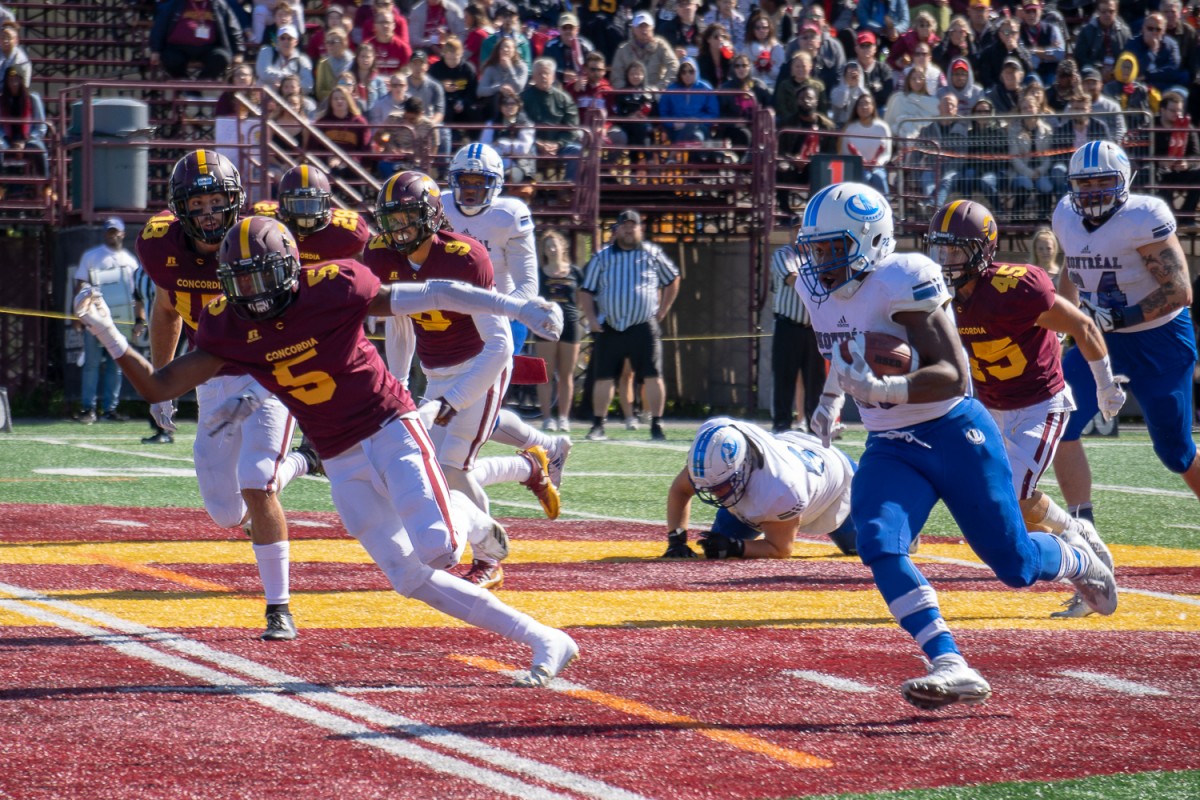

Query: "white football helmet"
left=687, top=421, right=753, bottom=508
left=796, top=182, right=895, bottom=304
left=1068, top=140, right=1133, bottom=221
left=449, top=142, right=505, bottom=212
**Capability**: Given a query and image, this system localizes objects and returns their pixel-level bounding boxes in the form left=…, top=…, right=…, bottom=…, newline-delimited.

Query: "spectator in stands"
left=1053, top=93, right=1113, bottom=166
left=307, top=85, right=371, bottom=179
left=940, top=57, right=983, bottom=113
left=1046, top=57, right=1082, bottom=112
left=462, top=3, right=492, bottom=69
left=149, top=0, right=246, bottom=81
left=742, top=11, right=786, bottom=91
left=788, top=11, right=846, bottom=91
left=774, top=51, right=827, bottom=128
left=480, top=2, right=532, bottom=67
left=1102, top=51, right=1158, bottom=129
left=1081, top=65, right=1127, bottom=144
left=1126, top=11, right=1190, bottom=91
left=267, top=86, right=307, bottom=145
left=522, top=57, right=583, bottom=180
left=255, top=1, right=303, bottom=51
left=840, top=92, right=893, bottom=196
left=315, top=27, right=355, bottom=103
left=374, top=99, right=434, bottom=177
left=1153, top=90, right=1200, bottom=222
left=278, top=73, right=315, bottom=117
left=610, top=60, right=656, bottom=150
left=214, top=62, right=259, bottom=117
left=657, top=58, right=717, bottom=143
left=578, top=0, right=632, bottom=65
left=830, top=61, right=871, bottom=126
left=535, top=229, right=584, bottom=433
left=851, top=30, right=895, bottom=109
left=659, top=0, right=703, bottom=62
left=368, top=71, right=410, bottom=125
left=370, top=10, right=414, bottom=75
left=958, top=97, right=1005, bottom=211
left=1030, top=227, right=1062, bottom=281
left=888, top=11, right=940, bottom=72
left=305, top=3, right=351, bottom=63
left=701, top=0, right=747, bottom=51
left=480, top=86, right=537, bottom=183
left=1074, top=0, right=1131, bottom=77
left=0, top=65, right=47, bottom=177
left=1162, top=0, right=1197, bottom=68
left=568, top=50, right=616, bottom=129
left=0, top=20, right=30, bottom=88
left=405, top=51, right=449, bottom=158
left=695, top=23, right=735, bottom=88
left=916, top=93, right=969, bottom=208
left=884, top=64, right=941, bottom=139
left=933, top=16, right=977, bottom=74
left=757, top=0, right=797, bottom=46
left=856, top=0, right=911, bottom=45
left=775, top=83, right=836, bottom=213
left=901, top=41, right=945, bottom=96
left=1017, top=0, right=1065, bottom=84
left=478, top=36, right=530, bottom=112
left=408, top=0, right=467, bottom=57
left=256, top=24, right=314, bottom=93
left=352, top=41, right=390, bottom=111
left=985, top=56, right=1025, bottom=113
left=353, top=0, right=405, bottom=47
left=1020, top=77, right=1054, bottom=119
left=610, top=11, right=680, bottom=91
left=719, top=54, right=771, bottom=149
left=975, top=17, right=1033, bottom=89
left=431, top=35, right=481, bottom=146
left=966, top=0, right=996, bottom=50
left=544, top=12, right=595, bottom=84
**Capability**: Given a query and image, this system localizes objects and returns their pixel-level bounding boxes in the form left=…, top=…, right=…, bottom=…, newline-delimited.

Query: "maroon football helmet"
left=925, top=200, right=999, bottom=289
left=216, top=216, right=301, bottom=321
left=277, top=164, right=333, bottom=233
left=374, top=170, right=445, bottom=253
left=168, top=150, right=244, bottom=245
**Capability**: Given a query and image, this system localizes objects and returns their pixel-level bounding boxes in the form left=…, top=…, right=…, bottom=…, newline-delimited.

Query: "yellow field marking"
left=85, top=551, right=234, bottom=593
left=450, top=655, right=832, bottom=770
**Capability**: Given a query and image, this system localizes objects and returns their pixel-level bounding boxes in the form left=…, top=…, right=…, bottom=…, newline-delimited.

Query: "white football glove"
left=417, top=399, right=441, bottom=430
left=205, top=389, right=265, bottom=439
left=73, top=286, right=129, bottom=359
left=810, top=392, right=846, bottom=449
left=151, top=400, right=177, bottom=433
left=1088, top=356, right=1129, bottom=422
left=517, top=298, right=564, bottom=341
left=1079, top=298, right=1116, bottom=332
left=833, top=333, right=909, bottom=407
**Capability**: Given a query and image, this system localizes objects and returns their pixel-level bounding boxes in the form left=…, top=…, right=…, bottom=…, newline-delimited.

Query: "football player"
left=1051, top=141, right=1200, bottom=524
left=443, top=143, right=573, bottom=495
left=662, top=417, right=858, bottom=560
left=253, top=164, right=372, bottom=264
left=364, top=171, right=559, bottom=589
left=137, top=150, right=316, bottom=642
left=75, top=215, right=579, bottom=689
left=927, top=200, right=1124, bottom=618
left=794, top=182, right=1117, bottom=711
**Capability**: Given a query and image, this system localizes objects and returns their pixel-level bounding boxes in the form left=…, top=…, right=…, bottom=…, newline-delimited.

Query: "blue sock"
left=869, top=554, right=959, bottom=661
left=1030, top=531, right=1081, bottom=581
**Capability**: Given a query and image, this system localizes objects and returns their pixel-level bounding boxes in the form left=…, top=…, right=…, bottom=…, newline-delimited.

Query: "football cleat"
left=546, top=436, right=572, bottom=490
left=585, top=423, right=607, bottom=441
left=261, top=610, right=297, bottom=641
left=901, top=654, right=991, bottom=711
left=1050, top=592, right=1094, bottom=619
left=1059, top=525, right=1118, bottom=616
left=520, top=446, right=561, bottom=520
left=449, top=559, right=504, bottom=590
left=624, top=416, right=640, bottom=431
left=515, top=629, right=579, bottom=688
left=1066, top=517, right=1114, bottom=572
left=294, top=435, right=324, bottom=477
left=650, top=423, right=666, bottom=441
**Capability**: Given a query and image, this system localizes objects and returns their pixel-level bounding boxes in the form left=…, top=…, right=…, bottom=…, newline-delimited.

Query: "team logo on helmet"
left=845, top=192, right=885, bottom=223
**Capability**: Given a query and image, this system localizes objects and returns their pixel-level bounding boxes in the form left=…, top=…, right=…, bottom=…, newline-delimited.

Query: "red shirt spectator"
left=370, top=11, right=412, bottom=74
left=886, top=11, right=941, bottom=72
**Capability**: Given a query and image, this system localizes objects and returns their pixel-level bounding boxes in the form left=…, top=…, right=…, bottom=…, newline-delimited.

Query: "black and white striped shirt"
left=770, top=242, right=810, bottom=326
left=582, top=241, right=680, bottom=332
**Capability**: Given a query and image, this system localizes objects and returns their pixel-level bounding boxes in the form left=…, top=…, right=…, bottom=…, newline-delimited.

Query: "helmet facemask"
left=927, top=233, right=987, bottom=289
left=217, top=250, right=300, bottom=321
left=279, top=189, right=332, bottom=232
left=1069, top=173, right=1129, bottom=222
left=450, top=170, right=501, bottom=211
left=797, top=230, right=871, bottom=303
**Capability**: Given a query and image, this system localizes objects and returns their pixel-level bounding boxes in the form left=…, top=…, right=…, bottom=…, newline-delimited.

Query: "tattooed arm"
left=1135, top=234, right=1194, bottom=322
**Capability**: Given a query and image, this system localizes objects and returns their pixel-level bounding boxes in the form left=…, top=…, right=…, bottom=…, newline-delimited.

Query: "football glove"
left=421, top=397, right=457, bottom=427
left=698, top=532, right=745, bottom=560
left=1079, top=298, right=1144, bottom=332
left=206, top=388, right=266, bottom=439
left=517, top=298, right=564, bottom=341
left=833, top=334, right=908, bottom=407
left=73, top=286, right=129, bottom=360
left=662, top=528, right=697, bottom=558
left=151, top=400, right=177, bottom=433
left=811, top=392, right=845, bottom=449
left=1088, top=355, right=1129, bottom=422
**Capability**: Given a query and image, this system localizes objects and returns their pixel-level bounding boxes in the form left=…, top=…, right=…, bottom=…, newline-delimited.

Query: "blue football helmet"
left=1068, top=140, right=1133, bottom=221
left=796, top=182, right=895, bottom=303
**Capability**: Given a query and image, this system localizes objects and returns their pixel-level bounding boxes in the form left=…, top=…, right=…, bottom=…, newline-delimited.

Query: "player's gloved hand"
left=1079, top=298, right=1144, bottom=332
left=662, top=528, right=698, bottom=558
left=517, top=299, right=564, bottom=341
left=206, top=389, right=265, bottom=438
left=151, top=400, right=178, bottom=433
left=420, top=397, right=457, bottom=427
left=834, top=333, right=909, bottom=407
left=811, top=392, right=845, bottom=449
left=698, top=532, right=745, bottom=560
left=73, top=286, right=129, bottom=359
left=1088, top=355, right=1129, bottom=422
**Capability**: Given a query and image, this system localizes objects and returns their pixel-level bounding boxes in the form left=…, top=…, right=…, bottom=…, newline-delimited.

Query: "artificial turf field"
left=0, top=417, right=1197, bottom=799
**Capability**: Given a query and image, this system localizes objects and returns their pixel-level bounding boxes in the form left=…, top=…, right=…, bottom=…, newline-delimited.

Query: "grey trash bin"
left=70, top=98, right=150, bottom=211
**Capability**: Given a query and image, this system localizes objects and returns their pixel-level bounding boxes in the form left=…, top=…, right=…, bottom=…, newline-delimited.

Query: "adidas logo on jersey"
left=1080, top=245, right=1091, bottom=254
left=837, top=316, right=849, bottom=328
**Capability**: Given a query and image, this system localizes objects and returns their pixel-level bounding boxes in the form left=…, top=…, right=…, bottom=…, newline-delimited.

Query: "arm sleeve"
left=383, top=314, right=416, bottom=389
left=504, top=217, right=539, bottom=301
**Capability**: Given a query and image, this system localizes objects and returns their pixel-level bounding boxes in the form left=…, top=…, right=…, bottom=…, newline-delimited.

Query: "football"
left=839, top=332, right=915, bottom=376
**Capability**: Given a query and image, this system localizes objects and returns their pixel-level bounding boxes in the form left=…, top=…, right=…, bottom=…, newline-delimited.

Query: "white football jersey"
left=1052, top=193, right=1181, bottom=333
left=797, top=252, right=962, bottom=431
left=443, top=197, right=539, bottom=300
left=712, top=418, right=853, bottom=536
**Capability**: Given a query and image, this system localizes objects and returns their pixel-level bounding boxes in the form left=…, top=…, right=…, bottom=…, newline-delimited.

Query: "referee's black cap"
left=615, top=209, right=642, bottom=226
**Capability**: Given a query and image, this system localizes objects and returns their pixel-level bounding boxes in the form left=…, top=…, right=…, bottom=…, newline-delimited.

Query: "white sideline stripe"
left=1093, top=483, right=1196, bottom=499
left=1058, top=670, right=1169, bottom=697
left=96, top=519, right=150, bottom=528
left=1166, top=524, right=1200, bottom=531
left=334, top=685, right=425, bottom=694
left=782, top=670, right=875, bottom=693
left=26, top=437, right=196, bottom=463
left=0, top=582, right=651, bottom=800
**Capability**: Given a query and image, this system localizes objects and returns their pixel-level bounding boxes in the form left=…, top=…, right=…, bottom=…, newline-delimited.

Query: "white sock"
left=491, top=408, right=552, bottom=451
left=1052, top=535, right=1085, bottom=581
left=252, top=541, right=290, bottom=605
left=1041, top=501, right=1073, bottom=534
left=275, top=451, right=308, bottom=491
left=409, top=569, right=549, bottom=646
left=473, top=454, right=533, bottom=488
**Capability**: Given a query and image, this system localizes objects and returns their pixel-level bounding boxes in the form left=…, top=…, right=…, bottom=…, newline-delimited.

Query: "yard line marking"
left=289, top=519, right=336, bottom=528
left=0, top=581, right=652, bottom=800
left=1059, top=670, right=1170, bottom=697
left=96, top=519, right=150, bottom=528
left=0, top=593, right=577, bottom=800
left=1167, top=524, right=1200, bottom=531
left=783, top=670, right=875, bottom=693
left=83, top=551, right=234, bottom=593
left=453, top=655, right=833, bottom=770
left=1092, top=483, right=1196, bottom=499
left=24, top=437, right=196, bottom=463
left=333, top=685, right=425, bottom=694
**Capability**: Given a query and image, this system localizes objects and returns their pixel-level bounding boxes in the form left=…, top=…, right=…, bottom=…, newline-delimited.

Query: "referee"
left=580, top=210, right=681, bottom=441
left=770, top=215, right=825, bottom=434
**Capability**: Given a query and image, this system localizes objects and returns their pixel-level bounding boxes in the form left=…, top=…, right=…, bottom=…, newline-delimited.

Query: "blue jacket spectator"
left=1124, top=13, right=1190, bottom=90
left=150, top=0, right=246, bottom=80
left=856, top=0, right=910, bottom=39
left=657, top=59, right=719, bottom=142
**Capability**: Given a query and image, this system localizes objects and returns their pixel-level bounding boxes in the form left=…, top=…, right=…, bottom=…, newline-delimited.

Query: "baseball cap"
left=951, top=58, right=970, bottom=72
left=493, top=1, right=518, bottom=17
left=1023, top=0, right=1042, bottom=7
left=1080, top=66, right=1102, bottom=81
left=558, top=12, right=579, bottom=28
left=103, top=217, right=125, bottom=232
left=632, top=11, right=654, bottom=28
left=800, top=19, right=821, bottom=34
left=410, top=49, right=428, bottom=62
left=276, top=24, right=299, bottom=40
left=1001, top=57, right=1024, bottom=71
left=615, top=209, right=642, bottom=226
left=856, top=31, right=877, bottom=45
left=969, top=0, right=991, bottom=6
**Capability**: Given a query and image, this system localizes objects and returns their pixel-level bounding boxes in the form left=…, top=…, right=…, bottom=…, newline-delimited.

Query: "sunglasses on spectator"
left=734, top=62, right=750, bottom=68
left=1144, top=25, right=1163, bottom=31
left=755, top=22, right=770, bottom=28
left=501, top=99, right=519, bottom=105
left=588, top=66, right=605, bottom=71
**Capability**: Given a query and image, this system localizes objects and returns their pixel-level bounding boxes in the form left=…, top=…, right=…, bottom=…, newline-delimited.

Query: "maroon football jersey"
left=135, top=210, right=224, bottom=347
left=194, top=260, right=416, bottom=459
left=252, top=201, right=372, bottom=265
left=954, top=262, right=1064, bottom=411
left=362, top=230, right=495, bottom=369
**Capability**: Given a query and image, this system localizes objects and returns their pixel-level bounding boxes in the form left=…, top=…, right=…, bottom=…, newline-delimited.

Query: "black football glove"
left=662, top=528, right=698, bottom=558
left=698, top=532, right=745, bottom=560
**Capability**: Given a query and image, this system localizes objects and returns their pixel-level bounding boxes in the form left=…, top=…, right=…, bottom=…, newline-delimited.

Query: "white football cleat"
left=546, top=435, right=572, bottom=490
left=901, top=654, right=991, bottom=711
left=1059, top=524, right=1118, bottom=616
left=1050, top=592, right=1094, bottom=618
left=516, top=630, right=579, bottom=688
